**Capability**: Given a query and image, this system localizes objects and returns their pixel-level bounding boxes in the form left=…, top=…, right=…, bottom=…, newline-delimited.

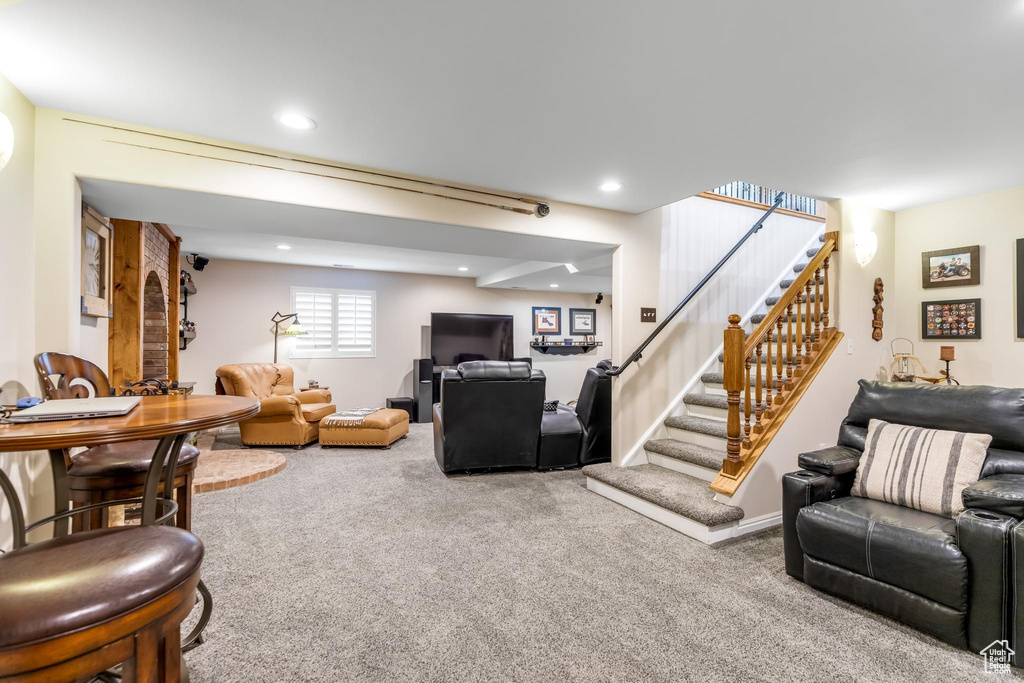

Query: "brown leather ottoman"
left=319, top=409, right=410, bottom=448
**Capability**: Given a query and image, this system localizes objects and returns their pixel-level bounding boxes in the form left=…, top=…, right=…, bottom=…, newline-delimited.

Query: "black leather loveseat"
left=432, top=361, right=546, bottom=472
left=783, top=380, right=1024, bottom=656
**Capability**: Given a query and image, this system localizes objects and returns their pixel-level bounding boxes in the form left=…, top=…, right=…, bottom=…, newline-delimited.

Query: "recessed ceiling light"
left=274, top=111, right=316, bottom=130
left=550, top=283, right=559, bottom=288
left=598, top=181, right=623, bottom=192
left=458, top=266, right=469, bottom=271
left=564, top=263, right=579, bottom=274
left=276, top=244, right=292, bottom=250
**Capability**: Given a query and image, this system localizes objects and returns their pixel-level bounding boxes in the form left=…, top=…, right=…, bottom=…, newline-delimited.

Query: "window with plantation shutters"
left=290, top=286, right=376, bottom=359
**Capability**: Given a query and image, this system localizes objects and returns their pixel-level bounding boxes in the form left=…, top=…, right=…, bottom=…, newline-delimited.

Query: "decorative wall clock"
left=81, top=204, right=113, bottom=317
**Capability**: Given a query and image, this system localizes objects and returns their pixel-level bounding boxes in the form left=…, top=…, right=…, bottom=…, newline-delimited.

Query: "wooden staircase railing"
left=711, top=231, right=844, bottom=496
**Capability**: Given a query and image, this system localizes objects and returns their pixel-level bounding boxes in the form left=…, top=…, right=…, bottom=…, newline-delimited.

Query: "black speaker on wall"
left=412, top=358, right=434, bottom=423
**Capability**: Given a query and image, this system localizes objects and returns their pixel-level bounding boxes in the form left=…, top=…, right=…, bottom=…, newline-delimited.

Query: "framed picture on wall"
left=1017, top=239, right=1024, bottom=339
left=532, top=307, right=561, bottom=335
left=921, top=298, right=981, bottom=340
left=569, top=308, right=596, bottom=335
left=921, top=245, right=980, bottom=289
left=81, top=204, right=113, bottom=317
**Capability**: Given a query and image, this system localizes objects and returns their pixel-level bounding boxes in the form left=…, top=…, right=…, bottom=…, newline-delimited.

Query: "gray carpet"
left=185, top=424, right=1015, bottom=682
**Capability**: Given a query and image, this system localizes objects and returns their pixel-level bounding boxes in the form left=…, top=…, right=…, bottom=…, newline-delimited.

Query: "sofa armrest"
left=963, top=474, right=1024, bottom=519
left=956, top=508, right=1017, bottom=652
left=782, top=470, right=855, bottom=581
left=257, top=395, right=302, bottom=418
left=295, top=389, right=332, bottom=404
left=797, top=445, right=862, bottom=476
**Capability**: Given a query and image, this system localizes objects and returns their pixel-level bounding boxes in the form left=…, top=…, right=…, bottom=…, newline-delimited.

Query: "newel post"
left=723, top=314, right=745, bottom=476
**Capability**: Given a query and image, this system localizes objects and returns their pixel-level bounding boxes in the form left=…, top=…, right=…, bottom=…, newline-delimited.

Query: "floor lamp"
left=271, top=311, right=306, bottom=363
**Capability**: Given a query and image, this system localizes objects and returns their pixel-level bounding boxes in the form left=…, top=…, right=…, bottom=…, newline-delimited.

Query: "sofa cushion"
left=962, top=474, right=1024, bottom=519
left=852, top=419, right=990, bottom=518
left=300, top=403, right=335, bottom=422
left=796, top=497, right=967, bottom=611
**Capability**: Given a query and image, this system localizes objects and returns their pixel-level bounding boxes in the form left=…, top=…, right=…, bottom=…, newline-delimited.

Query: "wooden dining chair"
left=33, top=352, right=200, bottom=531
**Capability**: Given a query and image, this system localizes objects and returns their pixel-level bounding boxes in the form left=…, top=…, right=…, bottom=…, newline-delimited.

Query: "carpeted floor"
left=185, top=424, right=1018, bottom=682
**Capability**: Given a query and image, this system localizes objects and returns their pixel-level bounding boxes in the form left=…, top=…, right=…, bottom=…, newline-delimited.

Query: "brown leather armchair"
left=215, top=363, right=335, bottom=447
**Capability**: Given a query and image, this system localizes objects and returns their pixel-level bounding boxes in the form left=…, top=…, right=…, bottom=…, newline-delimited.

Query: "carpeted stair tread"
left=751, top=312, right=822, bottom=325
left=644, top=439, right=724, bottom=470
left=701, top=370, right=760, bottom=386
left=819, top=232, right=826, bottom=242
left=683, top=393, right=728, bottom=410
left=806, top=248, right=822, bottom=258
left=718, top=352, right=774, bottom=364
left=583, top=463, right=744, bottom=526
left=664, top=415, right=728, bottom=439
left=794, top=263, right=808, bottom=273
left=765, top=292, right=819, bottom=307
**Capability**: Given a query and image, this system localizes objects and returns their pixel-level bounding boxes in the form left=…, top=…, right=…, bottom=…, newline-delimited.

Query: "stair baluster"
left=754, top=341, right=763, bottom=431
left=793, top=292, right=803, bottom=367
left=743, top=354, right=752, bottom=448
left=763, top=328, right=774, bottom=418
left=775, top=316, right=785, bottom=397
left=822, top=256, right=831, bottom=328
left=785, top=303, right=795, bottom=388
left=723, top=315, right=744, bottom=475
left=814, top=267, right=823, bottom=343
left=804, top=279, right=813, bottom=359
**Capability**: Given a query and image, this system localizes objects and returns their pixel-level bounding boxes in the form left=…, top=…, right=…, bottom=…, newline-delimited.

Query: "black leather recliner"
left=432, top=361, right=546, bottom=473
left=783, top=380, right=1024, bottom=656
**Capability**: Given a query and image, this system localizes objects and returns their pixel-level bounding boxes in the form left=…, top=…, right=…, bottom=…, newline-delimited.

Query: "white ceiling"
left=4, top=2, right=1024, bottom=213
left=80, top=179, right=614, bottom=293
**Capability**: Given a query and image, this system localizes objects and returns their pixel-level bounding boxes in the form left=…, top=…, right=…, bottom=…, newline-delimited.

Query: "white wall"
left=892, top=185, right=1024, bottom=387
left=0, top=72, right=50, bottom=550
left=180, top=259, right=612, bottom=403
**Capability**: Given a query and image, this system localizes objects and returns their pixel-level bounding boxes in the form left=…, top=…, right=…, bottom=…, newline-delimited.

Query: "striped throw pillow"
left=852, top=419, right=991, bottom=518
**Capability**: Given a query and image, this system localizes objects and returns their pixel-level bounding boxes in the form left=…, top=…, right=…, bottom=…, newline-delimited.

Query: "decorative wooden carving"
left=872, top=278, right=884, bottom=341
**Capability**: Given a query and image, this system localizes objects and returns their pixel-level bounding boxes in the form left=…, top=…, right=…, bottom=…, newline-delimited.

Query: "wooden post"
left=167, top=236, right=181, bottom=382
left=109, top=220, right=144, bottom=389
left=723, top=314, right=745, bottom=476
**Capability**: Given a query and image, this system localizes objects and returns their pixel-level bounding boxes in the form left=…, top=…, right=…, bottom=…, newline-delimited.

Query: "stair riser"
left=685, top=403, right=729, bottom=421
left=666, top=426, right=728, bottom=450
left=704, top=382, right=727, bottom=396
left=646, top=451, right=718, bottom=482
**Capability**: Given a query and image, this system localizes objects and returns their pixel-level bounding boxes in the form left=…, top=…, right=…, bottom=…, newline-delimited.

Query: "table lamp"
left=939, top=346, right=956, bottom=385
left=271, top=311, right=306, bottom=363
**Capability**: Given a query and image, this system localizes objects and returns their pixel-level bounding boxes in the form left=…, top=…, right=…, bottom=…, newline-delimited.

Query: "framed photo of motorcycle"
left=921, top=245, right=980, bottom=289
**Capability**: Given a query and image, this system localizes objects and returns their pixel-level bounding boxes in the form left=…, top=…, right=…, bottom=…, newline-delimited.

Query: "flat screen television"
left=430, top=313, right=514, bottom=366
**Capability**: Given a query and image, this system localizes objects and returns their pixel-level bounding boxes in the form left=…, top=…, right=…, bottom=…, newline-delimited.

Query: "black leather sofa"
left=783, top=380, right=1024, bottom=656
left=432, top=361, right=546, bottom=472
left=538, top=360, right=612, bottom=469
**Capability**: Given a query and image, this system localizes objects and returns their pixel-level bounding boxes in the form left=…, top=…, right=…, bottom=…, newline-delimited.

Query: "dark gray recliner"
left=432, top=361, right=545, bottom=473
left=538, top=361, right=612, bottom=469
left=783, top=380, right=1024, bottom=657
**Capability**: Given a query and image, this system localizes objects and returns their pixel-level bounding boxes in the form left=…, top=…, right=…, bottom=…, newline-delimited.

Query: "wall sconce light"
left=0, top=113, right=13, bottom=173
left=854, top=230, right=878, bottom=267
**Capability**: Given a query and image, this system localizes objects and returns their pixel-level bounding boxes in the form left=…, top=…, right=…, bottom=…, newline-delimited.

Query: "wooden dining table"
left=0, top=393, right=259, bottom=654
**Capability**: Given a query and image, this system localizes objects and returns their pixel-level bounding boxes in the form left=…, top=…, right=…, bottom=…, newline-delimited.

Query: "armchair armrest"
left=257, top=395, right=302, bottom=418
left=963, top=474, right=1024, bottom=519
left=295, top=389, right=332, bottom=404
left=797, top=445, right=862, bottom=476
left=956, top=508, right=1017, bottom=652
left=782, top=470, right=855, bottom=580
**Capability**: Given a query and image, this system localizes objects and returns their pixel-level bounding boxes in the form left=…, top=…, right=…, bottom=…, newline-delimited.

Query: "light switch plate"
left=641, top=307, right=657, bottom=323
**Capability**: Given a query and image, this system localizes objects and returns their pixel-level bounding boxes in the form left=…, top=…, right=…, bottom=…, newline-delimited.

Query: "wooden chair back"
left=34, top=352, right=112, bottom=399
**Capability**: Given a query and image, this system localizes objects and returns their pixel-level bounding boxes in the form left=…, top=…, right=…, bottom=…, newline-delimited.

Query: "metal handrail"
left=607, top=193, right=786, bottom=377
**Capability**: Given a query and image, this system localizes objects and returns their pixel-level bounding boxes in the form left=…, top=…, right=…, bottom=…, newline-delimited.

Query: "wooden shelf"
left=179, top=329, right=196, bottom=351
left=530, top=342, right=602, bottom=356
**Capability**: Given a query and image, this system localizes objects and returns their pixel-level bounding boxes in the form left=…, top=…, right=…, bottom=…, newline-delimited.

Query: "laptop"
left=7, top=396, right=142, bottom=423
